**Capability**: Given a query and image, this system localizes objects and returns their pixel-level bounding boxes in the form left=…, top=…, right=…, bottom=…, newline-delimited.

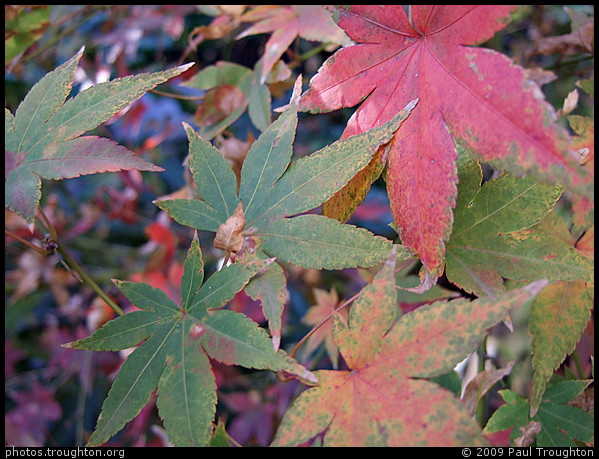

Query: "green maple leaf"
left=64, top=235, right=316, bottom=447
left=5, top=6, right=49, bottom=64
left=484, top=378, right=594, bottom=446
left=156, top=77, right=416, bottom=348
left=272, top=248, right=548, bottom=446
left=5, top=46, right=193, bottom=223
left=445, top=149, right=594, bottom=297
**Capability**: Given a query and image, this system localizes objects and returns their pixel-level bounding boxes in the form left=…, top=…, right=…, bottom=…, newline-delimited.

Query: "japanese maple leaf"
left=299, top=5, right=592, bottom=281
left=445, top=150, right=593, bottom=298
left=273, top=248, right=548, bottom=446
left=484, top=379, right=594, bottom=447
left=237, top=5, right=351, bottom=83
left=526, top=212, right=594, bottom=416
left=5, top=47, right=192, bottom=223
left=64, top=235, right=316, bottom=447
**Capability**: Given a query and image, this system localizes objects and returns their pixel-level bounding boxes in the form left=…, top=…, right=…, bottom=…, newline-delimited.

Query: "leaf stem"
left=289, top=289, right=360, bottom=359
left=475, top=339, right=487, bottom=427
left=297, top=43, right=330, bottom=62
left=571, top=349, right=585, bottom=379
left=149, top=88, right=204, bottom=101
left=285, top=42, right=332, bottom=72
left=289, top=255, right=415, bottom=359
left=75, top=351, right=93, bottom=446
left=36, top=204, right=57, bottom=241
left=55, top=244, right=125, bottom=316
left=4, top=229, right=48, bottom=255
left=35, top=206, right=125, bottom=317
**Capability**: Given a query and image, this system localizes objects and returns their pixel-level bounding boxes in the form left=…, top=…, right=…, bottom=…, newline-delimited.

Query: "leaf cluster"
left=5, top=5, right=593, bottom=448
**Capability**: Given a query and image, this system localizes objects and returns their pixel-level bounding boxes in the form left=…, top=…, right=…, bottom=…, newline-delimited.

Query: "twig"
left=38, top=206, right=125, bottom=317
left=289, top=289, right=360, bottom=359
left=149, top=88, right=204, bottom=101
left=5, top=229, right=48, bottom=255
left=55, top=244, right=125, bottom=316
left=289, top=255, right=416, bottom=359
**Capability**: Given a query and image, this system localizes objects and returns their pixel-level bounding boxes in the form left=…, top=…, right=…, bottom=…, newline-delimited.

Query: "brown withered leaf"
left=217, top=132, right=255, bottom=192
left=463, top=361, right=515, bottom=416
left=531, top=7, right=594, bottom=57
left=214, top=201, right=246, bottom=259
left=523, top=67, right=557, bottom=87
left=191, top=6, right=248, bottom=41
left=514, top=421, right=542, bottom=447
left=195, top=84, right=247, bottom=127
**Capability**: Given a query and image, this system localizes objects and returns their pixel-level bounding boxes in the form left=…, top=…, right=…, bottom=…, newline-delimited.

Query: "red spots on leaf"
left=541, top=253, right=557, bottom=261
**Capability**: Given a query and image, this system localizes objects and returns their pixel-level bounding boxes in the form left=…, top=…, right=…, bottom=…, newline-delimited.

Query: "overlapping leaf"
left=568, top=78, right=594, bottom=239
left=5, top=47, right=193, bottom=222
left=236, top=5, right=351, bottom=83
left=181, top=59, right=289, bottom=140
left=526, top=211, right=594, bottom=415
left=301, top=287, right=345, bottom=369
left=156, top=78, right=416, bottom=347
left=484, top=379, right=594, bottom=446
left=447, top=150, right=594, bottom=418
left=5, top=5, right=49, bottom=64
left=528, top=280, right=593, bottom=417
left=64, top=236, right=315, bottom=447
left=298, top=5, right=592, bottom=281
left=445, top=150, right=594, bottom=297
left=272, top=248, right=548, bottom=446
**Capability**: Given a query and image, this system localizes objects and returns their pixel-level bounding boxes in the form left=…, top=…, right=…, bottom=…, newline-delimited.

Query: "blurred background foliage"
left=5, top=5, right=594, bottom=446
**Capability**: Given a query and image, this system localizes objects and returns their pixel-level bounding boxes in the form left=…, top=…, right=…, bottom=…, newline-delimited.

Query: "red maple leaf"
left=299, top=6, right=591, bottom=280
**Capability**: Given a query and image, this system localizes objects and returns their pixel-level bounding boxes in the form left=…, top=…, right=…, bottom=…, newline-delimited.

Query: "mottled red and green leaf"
left=273, top=249, right=548, bottom=446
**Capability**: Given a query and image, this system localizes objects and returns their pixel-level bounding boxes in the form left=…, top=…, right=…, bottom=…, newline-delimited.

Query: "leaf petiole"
left=35, top=206, right=126, bottom=317
left=4, top=229, right=50, bottom=255
left=55, top=244, right=125, bottom=316
left=36, top=204, right=58, bottom=242
left=149, top=88, right=204, bottom=101
left=289, top=290, right=360, bottom=360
